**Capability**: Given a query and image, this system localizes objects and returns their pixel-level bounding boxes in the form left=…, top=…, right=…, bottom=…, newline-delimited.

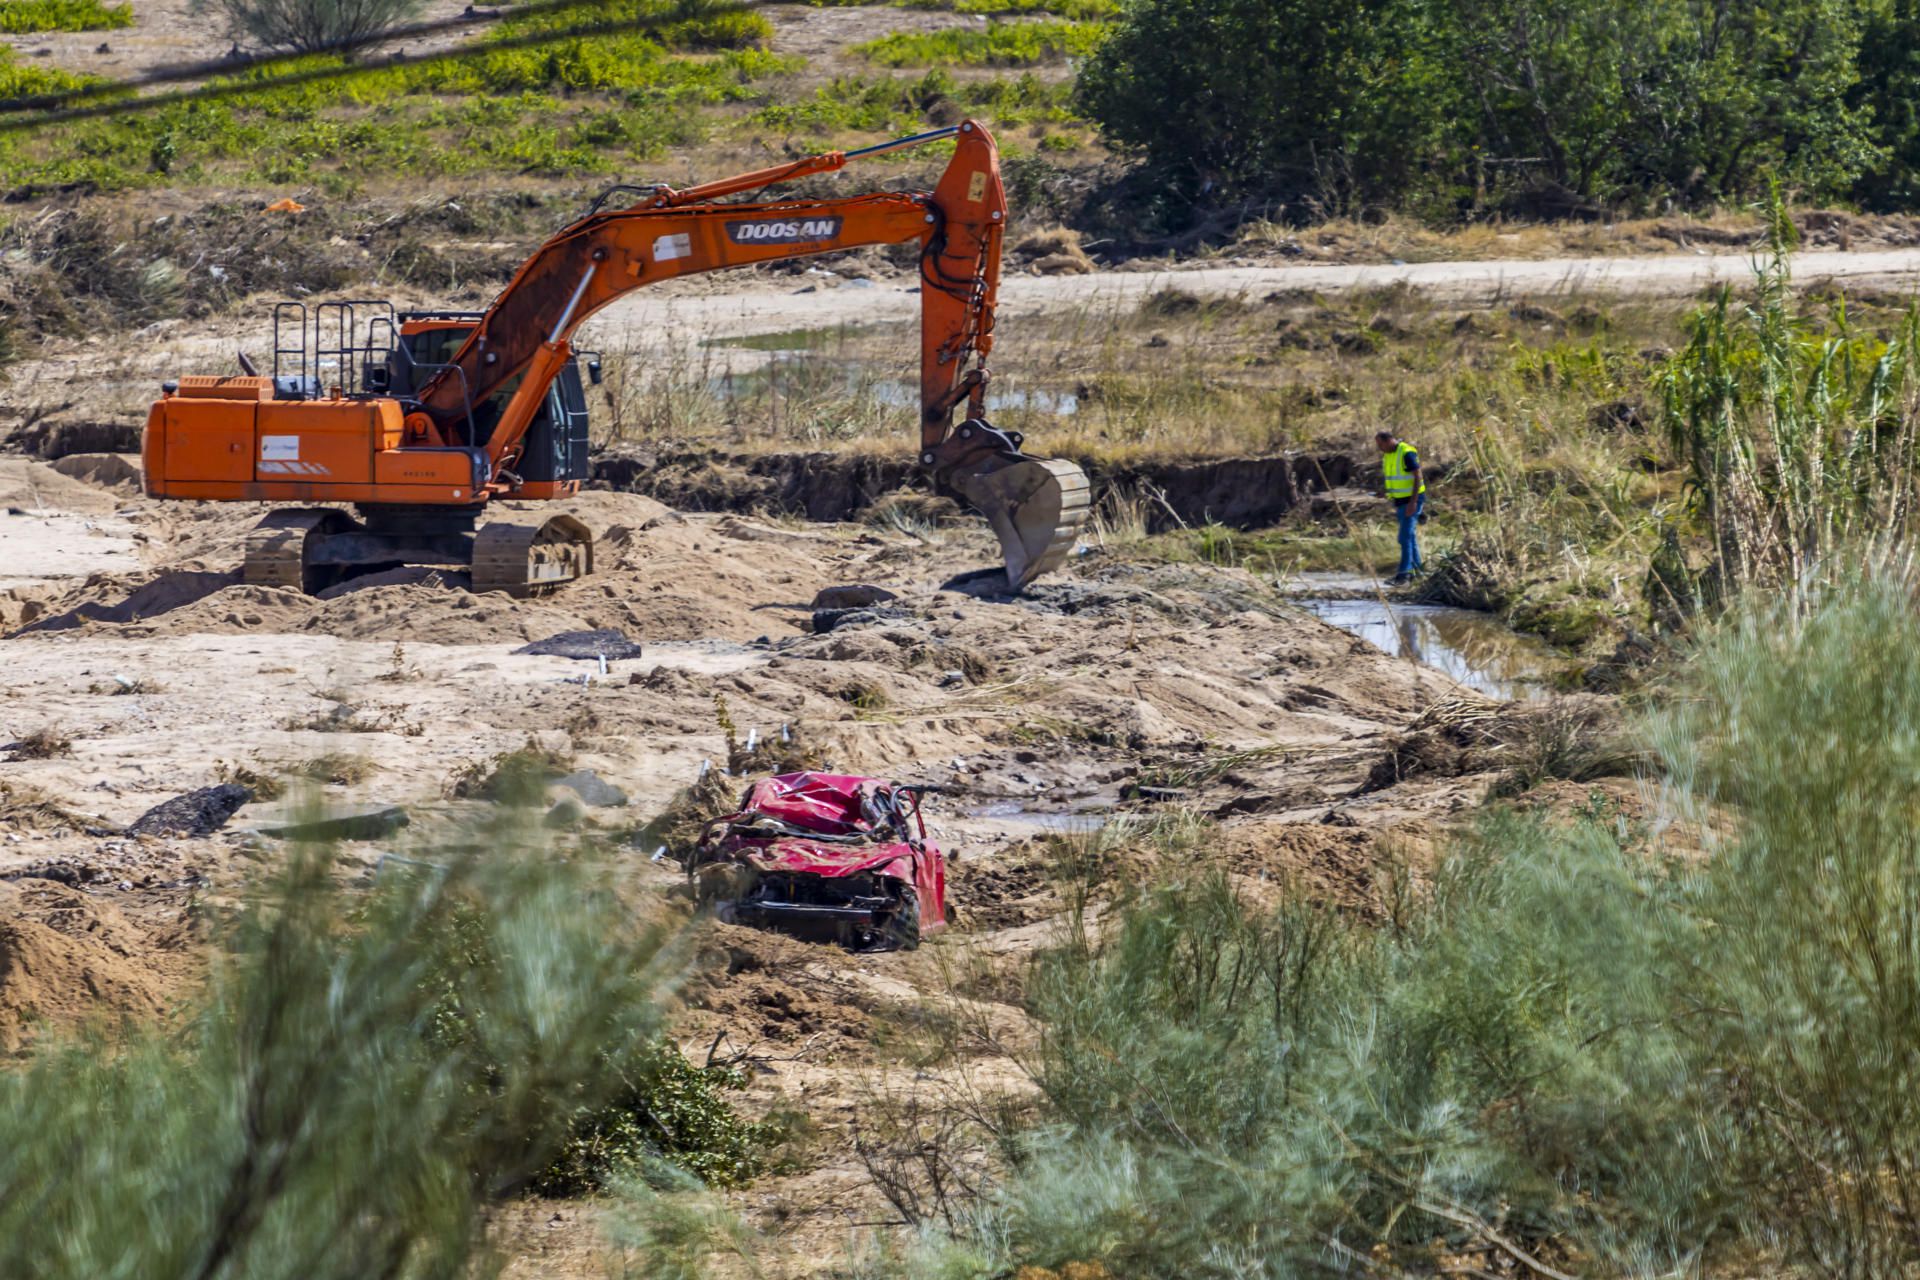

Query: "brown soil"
left=0, top=438, right=1508, bottom=1270
left=0, top=877, right=201, bottom=1054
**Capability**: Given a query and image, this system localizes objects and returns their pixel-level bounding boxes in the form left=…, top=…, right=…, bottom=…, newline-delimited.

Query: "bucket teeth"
left=955, top=455, right=1091, bottom=589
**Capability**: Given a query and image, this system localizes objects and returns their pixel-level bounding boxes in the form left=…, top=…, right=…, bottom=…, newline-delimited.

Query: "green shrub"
left=923, top=571, right=1920, bottom=1280
left=854, top=19, right=1106, bottom=66
left=1653, top=573, right=1920, bottom=1279
left=0, top=833, right=698, bottom=1275
left=533, top=1040, right=785, bottom=1195
left=198, top=0, right=424, bottom=54
left=446, top=740, right=573, bottom=803
left=1658, top=216, right=1920, bottom=603
left=0, top=0, right=131, bottom=32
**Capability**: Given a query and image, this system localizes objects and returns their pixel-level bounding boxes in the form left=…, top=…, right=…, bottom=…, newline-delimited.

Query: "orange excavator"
left=142, top=121, right=1089, bottom=595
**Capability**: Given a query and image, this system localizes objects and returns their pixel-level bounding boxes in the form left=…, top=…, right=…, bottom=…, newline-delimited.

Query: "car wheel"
left=882, top=888, right=921, bottom=951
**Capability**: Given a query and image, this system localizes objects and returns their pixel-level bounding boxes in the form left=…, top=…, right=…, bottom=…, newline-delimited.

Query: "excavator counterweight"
left=143, top=122, right=1089, bottom=595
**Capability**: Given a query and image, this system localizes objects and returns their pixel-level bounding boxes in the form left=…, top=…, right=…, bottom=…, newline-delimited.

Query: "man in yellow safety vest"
left=1376, top=429, right=1425, bottom=584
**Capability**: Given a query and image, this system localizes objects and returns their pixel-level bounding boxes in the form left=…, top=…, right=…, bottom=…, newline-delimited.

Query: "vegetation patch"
left=900, top=0, right=1118, bottom=17
left=445, top=741, right=574, bottom=804
left=752, top=68, right=1079, bottom=136
left=0, top=0, right=130, bottom=32
left=0, top=836, right=776, bottom=1271
left=532, top=1039, right=787, bottom=1195
left=2, top=726, right=71, bottom=760
left=854, top=19, right=1106, bottom=67
left=0, top=1, right=790, bottom=192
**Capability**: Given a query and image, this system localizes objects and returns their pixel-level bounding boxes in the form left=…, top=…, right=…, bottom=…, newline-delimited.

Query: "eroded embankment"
left=589, top=446, right=1360, bottom=530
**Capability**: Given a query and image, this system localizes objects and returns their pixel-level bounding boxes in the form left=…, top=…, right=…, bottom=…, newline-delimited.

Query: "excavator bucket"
left=953, top=454, right=1092, bottom=589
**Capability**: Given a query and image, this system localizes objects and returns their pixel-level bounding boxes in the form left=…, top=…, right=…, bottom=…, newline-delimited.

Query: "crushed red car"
left=690, top=772, right=948, bottom=951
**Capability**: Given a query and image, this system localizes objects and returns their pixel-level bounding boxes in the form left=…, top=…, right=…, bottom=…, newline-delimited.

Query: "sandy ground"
left=0, top=432, right=1508, bottom=1273
left=0, top=224, right=1734, bottom=1271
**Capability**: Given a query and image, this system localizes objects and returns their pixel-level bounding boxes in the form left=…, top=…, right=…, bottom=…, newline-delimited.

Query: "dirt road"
left=586, top=246, right=1920, bottom=352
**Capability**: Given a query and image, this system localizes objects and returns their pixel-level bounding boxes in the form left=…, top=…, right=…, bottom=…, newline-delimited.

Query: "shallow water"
left=963, top=799, right=1109, bottom=834
left=1296, top=594, right=1559, bottom=701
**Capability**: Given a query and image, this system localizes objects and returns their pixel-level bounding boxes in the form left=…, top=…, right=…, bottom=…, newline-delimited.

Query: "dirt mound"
left=685, top=924, right=875, bottom=1047
left=303, top=584, right=595, bottom=644
left=0, top=881, right=179, bottom=1053
left=48, top=452, right=142, bottom=492
left=1216, top=823, right=1417, bottom=918
left=17, top=569, right=244, bottom=633
left=950, top=843, right=1058, bottom=930
left=19, top=486, right=842, bottom=644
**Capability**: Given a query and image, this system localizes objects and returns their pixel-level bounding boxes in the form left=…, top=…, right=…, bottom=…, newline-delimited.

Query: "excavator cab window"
left=387, top=323, right=586, bottom=481
left=519, top=358, right=591, bottom=484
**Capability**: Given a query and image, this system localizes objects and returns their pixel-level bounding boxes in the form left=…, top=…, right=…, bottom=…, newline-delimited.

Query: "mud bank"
left=590, top=445, right=1359, bottom=530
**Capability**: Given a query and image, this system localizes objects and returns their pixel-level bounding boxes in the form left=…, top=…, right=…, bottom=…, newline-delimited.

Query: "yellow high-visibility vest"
left=1382, top=441, right=1425, bottom=499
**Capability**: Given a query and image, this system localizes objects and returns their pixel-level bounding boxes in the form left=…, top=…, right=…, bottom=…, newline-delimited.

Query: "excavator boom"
left=144, top=121, right=1089, bottom=593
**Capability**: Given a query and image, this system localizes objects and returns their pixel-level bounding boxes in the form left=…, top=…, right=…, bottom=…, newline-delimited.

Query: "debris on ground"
left=810, top=584, right=899, bottom=609
left=512, top=628, right=646, bottom=660
left=552, top=769, right=627, bottom=808
left=0, top=783, right=94, bottom=833
left=256, top=806, right=410, bottom=841
left=1351, top=692, right=1639, bottom=796
left=126, top=784, right=253, bottom=838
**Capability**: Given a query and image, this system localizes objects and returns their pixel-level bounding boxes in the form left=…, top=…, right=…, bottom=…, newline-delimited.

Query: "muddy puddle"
left=1288, top=575, right=1558, bottom=700
left=965, top=800, right=1108, bottom=835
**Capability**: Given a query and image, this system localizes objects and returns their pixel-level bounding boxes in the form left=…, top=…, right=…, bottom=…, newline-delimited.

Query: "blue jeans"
left=1395, top=493, right=1425, bottom=577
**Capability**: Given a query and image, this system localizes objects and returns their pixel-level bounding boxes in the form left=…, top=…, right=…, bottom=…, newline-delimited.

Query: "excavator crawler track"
left=242, top=508, right=354, bottom=595
left=471, top=514, right=595, bottom=597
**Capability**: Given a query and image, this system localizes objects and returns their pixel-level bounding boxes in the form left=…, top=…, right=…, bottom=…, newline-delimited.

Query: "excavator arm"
left=407, top=121, right=1087, bottom=588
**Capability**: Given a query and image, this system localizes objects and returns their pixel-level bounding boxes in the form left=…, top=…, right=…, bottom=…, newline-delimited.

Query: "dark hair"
left=1375, top=429, right=1395, bottom=441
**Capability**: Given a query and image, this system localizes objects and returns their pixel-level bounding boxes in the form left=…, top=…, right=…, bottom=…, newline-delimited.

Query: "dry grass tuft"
left=0, top=780, right=89, bottom=831
left=288, top=753, right=376, bottom=788
left=4, top=726, right=72, bottom=760
left=445, top=741, right=573, bottom=803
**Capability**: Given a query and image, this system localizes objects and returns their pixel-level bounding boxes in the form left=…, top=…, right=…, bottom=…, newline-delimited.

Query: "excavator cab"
left=373, top=314, right=594, bottom=490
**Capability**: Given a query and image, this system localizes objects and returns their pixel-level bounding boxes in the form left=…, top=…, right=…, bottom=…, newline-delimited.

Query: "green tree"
left=1852, top=0, right=1920, bottom=207
left=1617, top=0, right=1874, bottom=202
left=1074, top=0, right=1460, bottom=212
left=1079, top=0, right=1879, bottom=218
